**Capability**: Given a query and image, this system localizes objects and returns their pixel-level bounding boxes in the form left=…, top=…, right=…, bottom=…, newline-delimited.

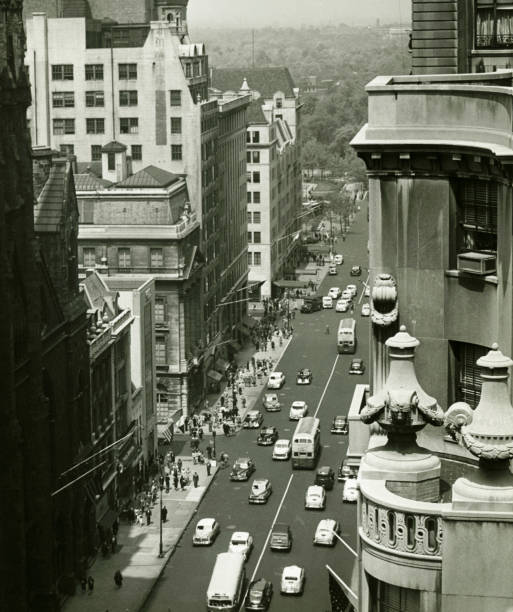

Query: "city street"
left=143, top=202, right=370, bottom=612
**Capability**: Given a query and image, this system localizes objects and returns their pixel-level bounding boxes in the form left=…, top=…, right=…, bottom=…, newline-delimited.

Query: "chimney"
left=101, top=141, right=128, bottom=183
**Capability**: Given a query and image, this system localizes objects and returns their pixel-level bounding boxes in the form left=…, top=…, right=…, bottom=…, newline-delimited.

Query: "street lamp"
left=159, top=475, right=164, bottom=557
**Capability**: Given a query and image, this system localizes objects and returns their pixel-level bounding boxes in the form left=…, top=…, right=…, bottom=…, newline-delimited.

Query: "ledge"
left=445, top=269, right=498, bottom=285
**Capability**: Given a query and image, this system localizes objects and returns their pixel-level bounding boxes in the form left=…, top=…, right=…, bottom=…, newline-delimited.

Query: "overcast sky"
left=188, top=0, right=412, bottom=29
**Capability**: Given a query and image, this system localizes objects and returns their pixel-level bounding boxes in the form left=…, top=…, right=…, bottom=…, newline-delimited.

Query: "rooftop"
left=211, top=67, right=296, bottom=98
left=114, top=165, right=182, bottom=188
left=34, top=159, right=71, bottom=232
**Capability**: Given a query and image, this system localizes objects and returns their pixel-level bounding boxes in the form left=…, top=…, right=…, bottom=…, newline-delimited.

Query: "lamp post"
left=158, top=477, right=164, bottom=557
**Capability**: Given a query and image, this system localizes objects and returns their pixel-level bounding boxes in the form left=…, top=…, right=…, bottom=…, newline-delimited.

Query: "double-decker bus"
left=292, top=417, right=321, bottom=469
left=337, top=318, right=356, bottom=354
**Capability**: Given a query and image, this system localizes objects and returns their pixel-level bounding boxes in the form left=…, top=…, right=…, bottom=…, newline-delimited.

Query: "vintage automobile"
left=289, top=400, right=308, bottom=420
left=192, top=518, right=220, bottom=546
left=328, top=265, right=337, bottom=276
left=272, top=439, right=292, bottom=461
left=267, top=371, right=286, bottom=389
left=330, top=415, right=348, bottom=435
left=313, top=519, right=340, bottom=547
left=346, top=284, right=358, bottom=297
left=305, top=485, right=326, bottom=510
left=338, top=459, right=358, bottom=482
left=248, top=478, right=273, bottom=504
left=270, top=523, right=292, bottom=551
left=350, top=265, right=362, bottom=277
left=314, top=466, right=335, bottom=491
left=328, top=287, right=342, bottom=299
left=333, top=254, right=344, bottom=265
left=361, top=303, right=371, bottom=317
left=262, top=392, right=281, bottom=412
left=230, top=457, right=256, bottom=481
left=228, top=531, right=253, bottom=560
left=296, top=368, right=313, bottom=385
left=349, top=358, right=365, bottom=375
left=280, top=565, right=305, bottom=595
left=343, top=478, right=358, bottom=503
left=245, top=578, right=273, bottom=611
left=243, top=410, right=264, bottom=428
left=336, top=299, right=349, bottom=313
left=257, top=426, right=279, bottom=446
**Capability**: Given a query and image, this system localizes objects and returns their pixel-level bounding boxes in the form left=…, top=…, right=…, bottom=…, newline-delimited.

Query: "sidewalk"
left=62, top=459, right=216, bottom=612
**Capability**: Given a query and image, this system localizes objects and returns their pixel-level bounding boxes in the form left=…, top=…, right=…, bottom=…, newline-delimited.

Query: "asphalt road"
left=144, top=205, right=370, bottom=612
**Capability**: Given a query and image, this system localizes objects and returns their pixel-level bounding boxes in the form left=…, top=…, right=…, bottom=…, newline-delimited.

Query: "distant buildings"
left=211, top=68, right=303, bottom=300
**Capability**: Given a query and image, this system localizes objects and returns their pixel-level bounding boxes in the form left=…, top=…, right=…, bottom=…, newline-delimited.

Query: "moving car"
left=192, top=518, right=220, bottom=546
left=263, top=392, right=281, bottom=412
left=322, top=296, right=333, bottom=309
left=338, top=459, right=358, bottom=482
left=248, top=478, right=273, bottom=504
left=305, top=485, right=326, bottom=509
left=343, top=478, right=358, bottom=503
left=328, top=265, right=337, bottom=276
left=331, top=415, right=348, bottom=435
left=230, top=457, right=255, bottom=481
left=361, top=303, right=371, bottom=317
left=314, top=466, right=335, bottom=491
left=229, top=531, right=253, bottom=560
left=245, top=578, right=273, bottom=611
left=341, top=289, right=353, bottom=301
left=313, top=519, right=340, bottom=546
left=289, top=400, right=308, bottom=420
left=257, top=426, right=279, bottom=446
left=267, top=371, right=285, bottom=389
left=296, top=368, right=312, bottom=385
left=280, top=565, right=305, bottom=595
left=243, top=410, right=264, bottom=429
left=349, top=358, right=365, bottom=375
left=334, top=254, right=344, bottom=265
left=336, top=299, right=349, bottom=313
left=272, top=439, right=291, bottom=460
left=300, top=296, right=322, bottom=313
left=270, top=523, right=292, bottom=551
left=350, top=265, right=362, bottom=276
left=364, top=285, right=370, bottom=297
left=346, top=284, right=358, bottom=297
left=328, top=287, right=341, bottom=299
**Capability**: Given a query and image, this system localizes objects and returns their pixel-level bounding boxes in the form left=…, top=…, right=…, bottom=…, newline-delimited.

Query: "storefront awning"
left=242, top=315, right=258, bottom=329
left=273, top=279, right=309, bottom=289
left=207, top=369, right=223, bottom=382
left=305, top=244, right=332, bottom=253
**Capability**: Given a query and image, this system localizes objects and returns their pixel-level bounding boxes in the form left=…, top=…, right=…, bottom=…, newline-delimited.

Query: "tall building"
left=211, top=68, right=303, bottom=300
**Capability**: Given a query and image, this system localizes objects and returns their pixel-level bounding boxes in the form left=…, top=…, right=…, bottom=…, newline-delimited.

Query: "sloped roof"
left=246, top=100, right=267, bottom=124
left=81, top=270, right=118, bottom=318
left=211, top=67, right=296, bottom=98
left=76, top=161, right=102, bottom=177
left=74, top=173, right=112, bottom=191
left=102, top=141, right=127, bottom=153
left=34, top=159, right=69, bottom=232
left=114, top=165, right=181, bottom=188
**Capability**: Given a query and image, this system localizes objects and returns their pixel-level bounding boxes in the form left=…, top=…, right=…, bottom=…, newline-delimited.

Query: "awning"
left=273, top=279, right=309, bottom=289
left=228, top=339, right=242, bottom=352
left=207, top=370, right=222, bottom=382
left=215, top=358, right=231, bottom=373
left=242, top=315, right=258, bottom=329
left=305, top=244, right=332, bottom=253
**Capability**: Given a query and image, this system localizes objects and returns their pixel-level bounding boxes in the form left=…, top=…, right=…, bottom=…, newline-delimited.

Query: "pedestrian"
left=180, top=475, right=186, bottom=490
left=206, top=443, right=212, bottom=459
left=325, top=324, right=330, bottom=334
left=165, top=474, right=170, bottom=493
left=169, top=450, right=175, bottom=463
left=193, top=471, right=199, bottom=488
left=87, top=576, right=95, bottom=595
left=177, top=458, right=182, bottom=472
left=173, top=473, right=179, bottom=490
left=198, top=426, right=203, bottom=440
left=112, top=518, right=119, bottom=537
left=161, top=505, right=168, bottom=523
left=146, top=508, right=152, bottom=525
left=80, top=577, right=87, bottom=594
left=111, top=534, right=117, bottom=554
left=206, top=460, right=211, bottom=476
left=114, top=570, right=123, bottom=588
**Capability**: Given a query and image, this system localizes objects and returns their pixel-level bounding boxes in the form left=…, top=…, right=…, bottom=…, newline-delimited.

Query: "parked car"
left=263, top=392, right=281, bottom=412
left=249, top=478, right=273, bottom=504
left=270, top=523, right=292, bottom=551
left=313, top=519, right=340, bottom=547
left=328, top=265, right=337, bottom=276
left=334, top=254, right=344, bottom=265
left=305, top=485, right=326, bottom=510
left=280, top=565, right=305, bottom=595
left=364, top=285, right=370, bottom=297
left=229, top=531, right=253, bottom=560
left=296, top=368, right=312, bottom=385
left=343, top=478, right=358, bottom=503
left=273, top=439, right=291, bottom=461
left=257, top=426, right=279, bottom=446
left=267, top=371, right=286, bottom=389
left=331, top=415, right=348, bottom=435
left=230, top=457, right=256, bottom=481
left=314, top=466, right=335, bottom=491
left=243, top=410, right=264, bottom=428
left=328, top=287, right=342, bottom=299
left=350, top=265, right=362, bottom=276
left=338, top=459, right=358, bottom=482
left=361, top=303, right=371, bottom=317
left=336, top=299, right=349, bottom=313
left=322, top=296, right=333, bottom=309
left=245, top=578, right=273, bottom=611
left=289, top=401, right=308, bottom=420
left=346, top=284, right=357, bottom=297
left=300, top=296, right=322, bottom=313
left=192, top=518, right=220, bottom=546
left=349, top=358, right=365, bottom=375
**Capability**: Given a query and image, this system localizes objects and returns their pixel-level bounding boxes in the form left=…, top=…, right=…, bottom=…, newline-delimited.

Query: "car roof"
left=236, top=456, right=251, bottom=462
left=265, top=392, right=277, bottom=397
left=270, top=371, right=283, bottom=376
left=317, top=466, right=332, bottom=474
left=262, top=426, right=276, bottom=431
left=253, top=478, right=269, bottom=486
left=248, top=410, right=260, bottom=415
left=307, top=485, right=324, bottom=493
left=275, top=438, right=290, bottom=445
left=250, top=578, right=268, bottom=590
left=317, top=518, right=336, bottom=530
left=283, top=565, right=302, bottom=575
left=197, top=518, right=216, bottom=527
left=292, top=400, right=306, bottom=406
left=231, top=531, right=250, bottom=539
left=352, top=358, right=362, bottom=364
left=344, top=479, right=358, bottom=488
left=335, top=415, right=347, bottom=420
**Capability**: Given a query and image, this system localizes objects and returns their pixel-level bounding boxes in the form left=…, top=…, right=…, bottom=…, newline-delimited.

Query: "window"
left=276, top=97, right=283, bottom=108
left=108, top=153, right=115, bottom=171
left=457, top=179, right=497, bottom=254
left=248, top=231, right=252, bottom=243
left=86, top=118, right=105, bottom=134
left=171, top=144, right=182, bottom=160
left=150, top=248, right=164, bottom=268
left=120, top=117, right=138, bottom=134
left=426, top=518, right=437, bottom=552
left=246, top=151, right=252, bottom=164
left=52, top=91, right=75, bottom=107
left=406, top=515, right=415, bottom=549
left=452, top=341, right=488, bottom=409
left=253, top=191, right=261, bottom=204
left=53, top=118, right=75, bottom=135
left=246, top=131, right=251, bottom=143
left=170, top=117, right=182, bottom=134
left=193, top=61, right=200, bottom=77
left=247, top=212, right=252, bottom=223
left=91, top=145, right=102, bottom=161
left=387, top=512, right=396, bottom=546
left=252, top=130, right=260, bottom=143
left=119, top=90, right=138, bottom=106
left=253, top=211, right=261, bottom=223
left=85, top=64, right=103, bottom=80
left=83, top=248, right=96, bottom=267
left=85, top=91, right=104, bottom=107
left=476, top=0, right=513, bottom=49
left=253, top=231, right=261, bottom=244
left=253, top=172, right=260, bottom=183
left=154, top=298, right=165, bottom=323
left=118, top=248, right=131, bottom=269
left=253, top=251, right=261, bottom=265
left=368, top=576, right=420, bottom=612
left=59, top=144, right=74, bottom=155
left=155, top=336, right=166, bottom=364
left=131, top=144, right=142, bottom=161
left=247, top=191, right=252, bottom=204
left=275, top=113, right=283, bottom=120
left=252, top=151, right=260, bottom=163
left=118, top=63, right=137, bottom=79
left=185, top=63, right=192, bottom=78
left=52, top=64, right=73, bottom=80
left=170, top=90, right=182, bottom=106
left=247, top=252, right=253, bottom=266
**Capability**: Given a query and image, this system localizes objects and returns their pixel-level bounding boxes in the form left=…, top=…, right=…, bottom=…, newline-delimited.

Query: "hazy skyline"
left=188, top=0, right=412, bottom=29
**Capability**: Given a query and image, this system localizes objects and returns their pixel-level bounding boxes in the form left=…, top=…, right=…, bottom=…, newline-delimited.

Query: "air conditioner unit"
left=457, top=251, right=496, bottom=275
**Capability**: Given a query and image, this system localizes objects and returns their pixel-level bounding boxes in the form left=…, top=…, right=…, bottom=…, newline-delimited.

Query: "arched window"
left=426, top=517, right=437, bottom=551
left=387, top=511, right=396, bottom=545
left=406, top=515, right=415, bottom=549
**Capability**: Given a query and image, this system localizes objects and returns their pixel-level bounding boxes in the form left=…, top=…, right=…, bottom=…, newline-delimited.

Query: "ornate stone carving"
left=371, top=273, right=398, bottom=326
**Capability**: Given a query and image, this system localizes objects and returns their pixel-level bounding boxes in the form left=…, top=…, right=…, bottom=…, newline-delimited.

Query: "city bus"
left=292, top=417, right=321, bottom=469
left=337, top=318, right=356, bottom=354
left=206, top=552, right=246, bottom=611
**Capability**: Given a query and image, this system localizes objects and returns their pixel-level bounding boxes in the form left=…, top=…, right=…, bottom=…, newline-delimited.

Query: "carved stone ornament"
left=371, top=273, right=398, bottom=327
